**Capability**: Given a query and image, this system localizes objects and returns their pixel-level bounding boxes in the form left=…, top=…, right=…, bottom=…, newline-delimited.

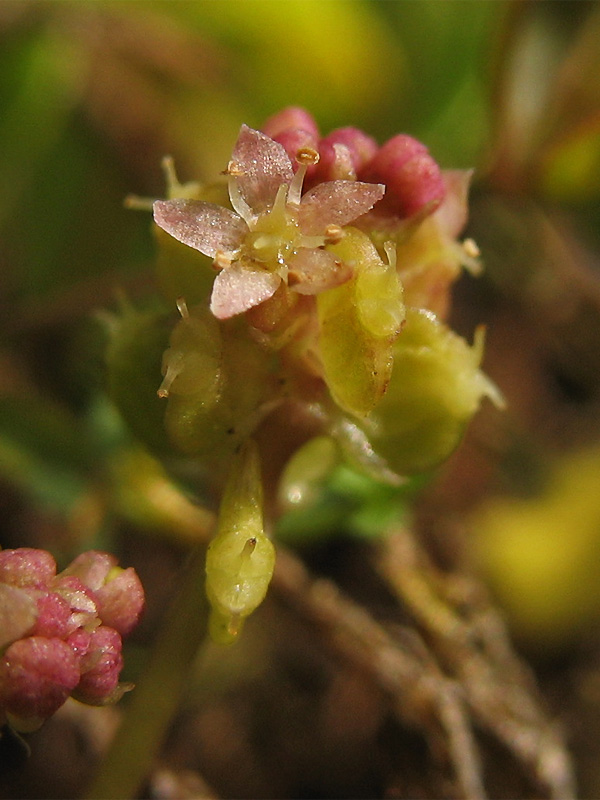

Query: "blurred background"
left=1, top=1, right=600, bottom=797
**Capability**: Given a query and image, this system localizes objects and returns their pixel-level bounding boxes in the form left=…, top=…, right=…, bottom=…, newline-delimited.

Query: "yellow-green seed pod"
left=163, top=317, right=278, bottom=479
left=357, top=309, right=502, bottom=475
left=205, top=440, right=275, bottom=644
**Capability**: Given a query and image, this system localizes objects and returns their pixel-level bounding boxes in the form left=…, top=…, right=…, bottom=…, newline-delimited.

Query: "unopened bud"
left=74, top=626, right=124, bottom=705
left=0, top=637, right=80, bottom=731
left=0, top=549, right=56, bottom=589
left=359, top=134, right=445, bottom=219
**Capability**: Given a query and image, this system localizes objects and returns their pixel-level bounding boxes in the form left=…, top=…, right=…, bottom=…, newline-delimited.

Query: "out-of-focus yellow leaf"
left=472, top=446, right=600, bottom=649
left=539, top=120, right=600, bottom=201
left=177, top=0, right=403, bottom=126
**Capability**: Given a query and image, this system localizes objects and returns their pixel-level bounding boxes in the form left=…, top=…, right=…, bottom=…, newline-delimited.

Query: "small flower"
left=153, top=125, right=385, bottom=319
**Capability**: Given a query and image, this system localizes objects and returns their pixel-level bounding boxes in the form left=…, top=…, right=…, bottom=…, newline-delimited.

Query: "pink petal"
left=230, top=125, right=294, bottom=214
left=210, top=264, right=281, bottom=319
left=434, top=169, right=473, bottom=238
left=299, top=181, right=385, bottom=235
left=153, top=199, right=247, bottom=257
left=288, top=248, right=353, bottom=295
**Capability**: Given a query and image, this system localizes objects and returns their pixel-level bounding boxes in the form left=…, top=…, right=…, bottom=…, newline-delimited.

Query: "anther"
left=241, top=538, right=257, bottom=559
left=176, top=297, right=190, bottom=319
left=225, top=160, right=245, bottom=177
left=323, top=224, right=344, bottom=245
left=213, top=250, right=232, bottom=270
left=463, top=238, right=480, bottom=259
left=383, top=241, right=397, bottom=270
left=295, top=147, right=320, bottom=167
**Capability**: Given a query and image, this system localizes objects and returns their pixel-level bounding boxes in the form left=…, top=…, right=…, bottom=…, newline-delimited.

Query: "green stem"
left=85, top=542, right=210, bottom=800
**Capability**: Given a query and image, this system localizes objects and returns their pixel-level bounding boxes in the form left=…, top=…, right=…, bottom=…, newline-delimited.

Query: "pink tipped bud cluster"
left=0, top=548, right=144, bottom=731
left=262, top=106, right=446, bottom=220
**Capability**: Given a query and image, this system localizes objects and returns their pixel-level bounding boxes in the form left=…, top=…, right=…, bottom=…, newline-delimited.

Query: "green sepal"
left=317, top=229, right=404, bottom=418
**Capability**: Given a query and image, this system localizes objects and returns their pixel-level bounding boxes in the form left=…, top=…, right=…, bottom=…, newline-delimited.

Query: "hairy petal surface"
left=210, top=264, right=281, bottom=319
left=288, top=248, right=352, bottom=295
left=299, top=181, right=385, bottom=235
left=231, top=125, right=294, bottom=214
left=153, top=199, right=247, bottom=258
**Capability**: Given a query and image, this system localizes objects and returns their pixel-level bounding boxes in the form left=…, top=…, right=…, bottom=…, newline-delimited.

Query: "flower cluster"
left=110, top=107, right=500, bottom=641
left=0, top=548, right=144, bottom=732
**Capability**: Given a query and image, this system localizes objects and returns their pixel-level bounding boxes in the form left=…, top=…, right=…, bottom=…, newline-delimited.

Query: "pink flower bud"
left=0, top=549, right=56, bottom=589
left=31, top=591, right=72, bottom=639
left=0, top=637, right=80, bottom=730
left=359, top=134, right=446, bottom=219
left=60, top=550, right=116, bottom=591
left=66, top=628, right=92, bottom=660
left=313, top=127, right=378, bottom=183
left=74, top=626, right=124, bottom=705
left=94, top=567, right=145, bottom=636
left=261, top=106, right=320, bottom=141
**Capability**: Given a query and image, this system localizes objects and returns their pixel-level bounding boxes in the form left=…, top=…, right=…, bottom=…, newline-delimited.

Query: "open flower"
left=153, top=125, right=385, bottom=319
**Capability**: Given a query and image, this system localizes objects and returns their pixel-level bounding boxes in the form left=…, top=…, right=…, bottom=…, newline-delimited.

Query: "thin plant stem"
left=85, top=542, right=210, bottom=800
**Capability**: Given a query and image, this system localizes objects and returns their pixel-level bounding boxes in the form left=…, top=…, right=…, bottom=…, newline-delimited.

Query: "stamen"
left=287, top=147, right=318, bottom=208
left=213, top=250, right=233, bottom=270
left=383, top=241, right=397, bottom=270
left=124, top=195, right=154, bottom=211
left=157, top=352, right=184, bottom=398
left=270, top=184, right=289, bottom=221
left=324, top=224, right=344, bottom=245
left=225, top=160, right=245, bottom=177
left=463, top=238, right=480, bottom=259
left=161, top=156, right=179, bottom=194
left=228, top=174, right=257, bottom=225
left=176, top=297, right=190, bottom=319
left=296, top=147, right=320, bottom=167
left=241, top=537, right=257, bottom=559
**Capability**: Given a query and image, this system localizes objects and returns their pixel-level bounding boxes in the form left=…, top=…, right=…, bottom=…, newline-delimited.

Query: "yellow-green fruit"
left=317, top=229, right=404, bottom=418
left=349, top=309, right=500, bottom=476
left=163, top=318, right=277, bottom=474
left=205, top=440, right=275, bottom=644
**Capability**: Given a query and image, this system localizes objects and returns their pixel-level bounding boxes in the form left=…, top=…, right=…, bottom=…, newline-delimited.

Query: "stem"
left=85, top=542, right=210, bottom=800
